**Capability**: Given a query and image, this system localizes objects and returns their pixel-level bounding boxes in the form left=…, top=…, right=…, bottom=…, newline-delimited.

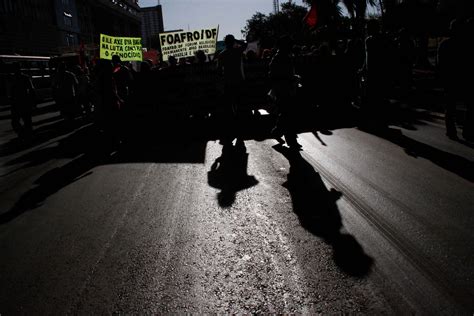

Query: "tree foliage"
left=242, top=2, right=310, bottom=48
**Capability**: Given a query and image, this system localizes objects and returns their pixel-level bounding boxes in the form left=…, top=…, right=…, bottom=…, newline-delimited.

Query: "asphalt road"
left=0, top=104, right=472, bottom=314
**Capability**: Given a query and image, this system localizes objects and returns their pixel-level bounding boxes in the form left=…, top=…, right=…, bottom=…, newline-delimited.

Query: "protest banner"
left=159, top=26, right=219, bottom=61
left=100, top=34, right=143, bottom=61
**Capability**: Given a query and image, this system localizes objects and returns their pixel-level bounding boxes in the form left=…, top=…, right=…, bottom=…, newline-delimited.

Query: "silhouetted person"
left=262, top=49, right=272, bottom=60
left=269, top=36, right=301, bottom=149
left=72, top=65, right=92, bottom=117
left=245, top=50, right=257, bottom=62
left=167, top=55, right=178, bottom=69
left=159, top=55, right=185, bottom=116
left=313, top=44, right=333, bottom=109
left=463, top=18, right=474, bottom=141
left=195, top=50, right=207, bottom=64
left=207, top=140, right=258, bottom=208
left=364, top=20, right=391, bottom=111
left=132, top=61, right=153, bottom=109
left=438, top=19, right=464, bottom=139
left=345, top=36, right=365, bottom=105
left=112, top=55, right=133, bottom=103
left=218, top=34, right=247, bottom=117
left=143, top=60, right=153, bottom=72
left=10, top=62, right=35, bottom=139
left=396, top=28, right=415, bottom=99
left=52, top=62, right=78, bottom=123
left=92, top=60, right=122, bottom=143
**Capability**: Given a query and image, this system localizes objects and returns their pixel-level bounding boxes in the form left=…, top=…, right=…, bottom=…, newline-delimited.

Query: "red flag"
left=304, top=3, right=318, bottom=28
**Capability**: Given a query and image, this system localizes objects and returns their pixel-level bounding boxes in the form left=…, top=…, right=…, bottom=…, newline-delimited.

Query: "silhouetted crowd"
left=8, top=19, right=474, bottom=144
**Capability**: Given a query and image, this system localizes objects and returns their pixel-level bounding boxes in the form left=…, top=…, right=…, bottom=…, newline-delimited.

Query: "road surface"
left=0, top=103, right=472, bottom=314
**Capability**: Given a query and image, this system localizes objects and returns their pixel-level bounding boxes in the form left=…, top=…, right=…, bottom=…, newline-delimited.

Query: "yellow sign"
left=159, top=26, right=219, bottom=62
left=100, top=34, right=143, bottom=61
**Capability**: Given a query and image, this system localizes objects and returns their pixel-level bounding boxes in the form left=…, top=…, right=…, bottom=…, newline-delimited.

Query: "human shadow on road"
left=0, top=126, right=112, bottom=224
left=273, top=144, right=373, bottom=277
left=0, top=121, right=210, bottom=224
left=207, top=140, right=259, bottom=208
left=0, top=154, right=97, bottom=224
left=0, top=117, right=89, bottom=158
left=360, top=126, right=474, bottom=182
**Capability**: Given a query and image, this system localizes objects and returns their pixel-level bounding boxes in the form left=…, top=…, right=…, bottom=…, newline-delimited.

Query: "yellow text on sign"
left=100, top=34, right=143, bottom=61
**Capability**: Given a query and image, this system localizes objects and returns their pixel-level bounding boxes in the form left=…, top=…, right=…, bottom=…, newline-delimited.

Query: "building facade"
left=141, top=5, right=164, bottom=49
left=0, top=0, right=60, bottom=55
left=76, top=0, right=141, bottom=47
left=0, top=0, right=141, bottom=56
left=54, top=0, right=81, bottom=50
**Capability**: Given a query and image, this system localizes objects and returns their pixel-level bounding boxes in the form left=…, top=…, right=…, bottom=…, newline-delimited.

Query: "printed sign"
left=159, top=26, right=219, bottom=61
left=100, top=34, right=143, bottom=61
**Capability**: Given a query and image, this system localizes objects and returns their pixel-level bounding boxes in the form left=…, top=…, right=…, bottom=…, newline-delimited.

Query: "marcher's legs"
left=445, top=89, right=458, bottom=138
left=462, top=100, right=473, bottom=141
left=20, top=107, right=33, bottom=136
left=10, top=105, right=22, bottom=136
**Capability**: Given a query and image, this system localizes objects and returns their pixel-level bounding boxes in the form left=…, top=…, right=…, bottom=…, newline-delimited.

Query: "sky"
left=139, top=0, right=307, bottom=40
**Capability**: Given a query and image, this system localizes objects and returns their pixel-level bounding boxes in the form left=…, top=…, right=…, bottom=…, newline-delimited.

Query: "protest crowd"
left=6, top=18, right=474, bottom=146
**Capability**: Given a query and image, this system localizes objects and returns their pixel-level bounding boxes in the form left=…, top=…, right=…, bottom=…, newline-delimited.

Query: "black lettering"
left=160, top=35, right=167, bottom=46
left=205, top=30, right=212, bottom=38
left=193, top=31, right=200, bottom=40
left=187, top=32, right=193, bottom=42
left=167, top=34, right=174, bottom=44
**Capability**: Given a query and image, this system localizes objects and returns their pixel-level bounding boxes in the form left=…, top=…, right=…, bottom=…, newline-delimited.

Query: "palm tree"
left=341, top=0, right=377, bottom=20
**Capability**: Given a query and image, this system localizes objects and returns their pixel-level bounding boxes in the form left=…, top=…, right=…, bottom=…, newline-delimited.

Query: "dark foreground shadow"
left=0, top=122, right=209, bottom=224
left=273, top=144, right=373, bottom=277
left=0, top=154, right=97, bottom=224
left=207, top=140, right=259, bottom=208
left=361, top=126, right=474, bottom=182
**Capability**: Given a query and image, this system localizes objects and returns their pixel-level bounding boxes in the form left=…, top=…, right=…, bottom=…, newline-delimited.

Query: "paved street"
left=0, top=103, right=473, bottom=314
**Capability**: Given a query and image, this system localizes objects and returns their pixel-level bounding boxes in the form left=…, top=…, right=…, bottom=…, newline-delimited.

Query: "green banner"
left=100, top=34, right=142, bottom=61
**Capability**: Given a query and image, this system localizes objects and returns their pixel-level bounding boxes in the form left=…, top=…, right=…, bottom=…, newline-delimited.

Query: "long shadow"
left=273, top=144, right=373, bottom=277
left=2, top=108, right=353, bottom=224
left=0, top=126, right=114, bottom=224
left=1, top=123, right=96, bottom=178
left=0, top=118, right=88, bottom=158
left=33, top=114, right=63, bottom=126
left=0, top=119, right=210, bottom=224
left=0, top=154, right=98, bottom=224
left=361, top=127, right=474, bottom=182
left=207, top=140, right=258, bottom=208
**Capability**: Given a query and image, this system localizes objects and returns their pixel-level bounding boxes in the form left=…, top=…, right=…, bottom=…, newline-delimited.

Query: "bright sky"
left=139, top=0, right=307, bottom=40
